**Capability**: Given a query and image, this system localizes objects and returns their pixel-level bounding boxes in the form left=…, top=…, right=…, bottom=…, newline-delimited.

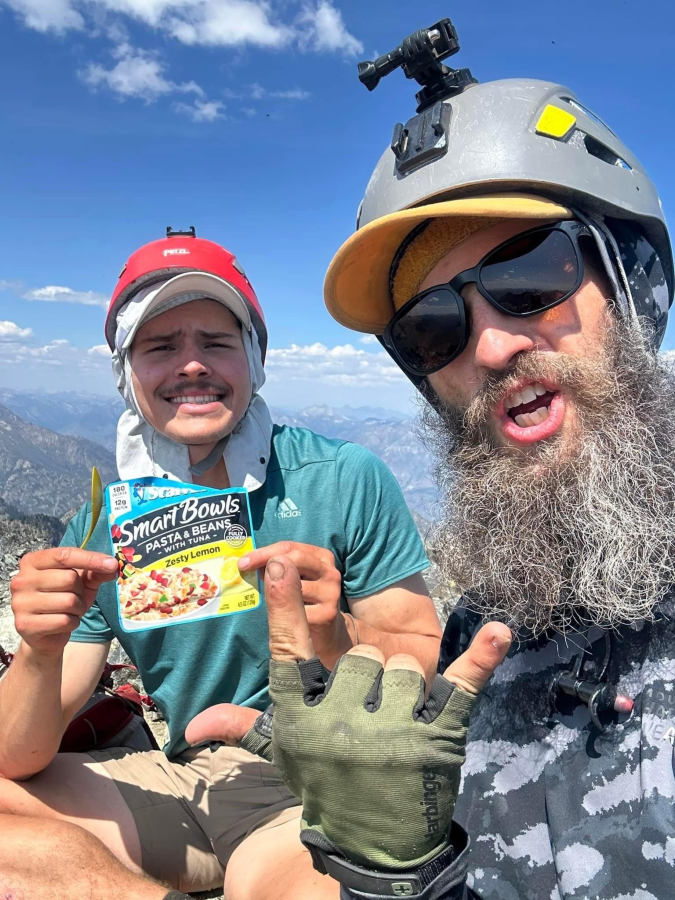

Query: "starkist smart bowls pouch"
left=106, top=477, right=260, bottom=632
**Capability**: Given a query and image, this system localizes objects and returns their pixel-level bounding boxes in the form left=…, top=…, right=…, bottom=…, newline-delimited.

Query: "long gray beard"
left=420, top=322, right=675, bottom=637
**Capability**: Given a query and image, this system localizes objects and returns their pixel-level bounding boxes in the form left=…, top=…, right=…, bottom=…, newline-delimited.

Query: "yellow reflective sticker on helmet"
left=535, top=105, right=576, bottom=140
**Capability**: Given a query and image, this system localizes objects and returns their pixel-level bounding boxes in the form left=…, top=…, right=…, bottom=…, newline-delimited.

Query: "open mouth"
left=166, top=393, right=226, bottom=405
left=496, top=379, right=565, bottom=445
left=504, top=382, right=557, bottom=427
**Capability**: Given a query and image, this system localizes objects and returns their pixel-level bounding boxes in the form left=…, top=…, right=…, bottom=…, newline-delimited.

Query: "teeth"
left=506, top=390, right=524, bottom=410
left=170, top=395, right=221, bottom=404
left=505, top=382, right=549, bottom=409
left=514, top=406, right=550, bottom=428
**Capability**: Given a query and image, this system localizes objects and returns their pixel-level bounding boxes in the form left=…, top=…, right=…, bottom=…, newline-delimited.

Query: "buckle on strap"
left=304, top=833, right=460, bottom=898
left=309, top=848, right=423, bottom=897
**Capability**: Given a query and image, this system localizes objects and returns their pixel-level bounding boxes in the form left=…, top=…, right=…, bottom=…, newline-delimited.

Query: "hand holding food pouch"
left=106, top=477, right=260, bottom=632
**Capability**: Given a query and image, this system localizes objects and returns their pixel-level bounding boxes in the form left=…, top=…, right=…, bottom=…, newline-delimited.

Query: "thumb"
left=82, top=566, right=118, bottom=589
left=81, top=558, right=120, bottom=603
left=185, top=703, right=261, bottom=747
left=266, top=556, right=315, bottom=662
left=443, top=622, right=512, bottom=695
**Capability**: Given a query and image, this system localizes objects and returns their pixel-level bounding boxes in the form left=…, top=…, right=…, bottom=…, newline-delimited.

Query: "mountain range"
left=0, top=402, right=118, bottom=517
left=0, top=389, right=437, bottom=520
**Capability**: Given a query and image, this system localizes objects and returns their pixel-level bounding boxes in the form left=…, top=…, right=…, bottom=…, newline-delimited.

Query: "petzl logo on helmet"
left=162, top=248, right=190, bottom=257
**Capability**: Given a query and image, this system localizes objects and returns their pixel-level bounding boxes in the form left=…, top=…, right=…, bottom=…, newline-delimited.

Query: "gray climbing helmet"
left=325, top=72, right=673, bottom=349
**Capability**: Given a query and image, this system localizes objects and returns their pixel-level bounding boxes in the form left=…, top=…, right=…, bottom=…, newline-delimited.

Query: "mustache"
left=465, top=350, right=611, bottom=425
left=158, top=383, right=230, bottom=398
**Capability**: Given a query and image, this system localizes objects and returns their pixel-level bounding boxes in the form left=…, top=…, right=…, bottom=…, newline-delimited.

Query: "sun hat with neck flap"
left=107, top=229, right=273, bottom=489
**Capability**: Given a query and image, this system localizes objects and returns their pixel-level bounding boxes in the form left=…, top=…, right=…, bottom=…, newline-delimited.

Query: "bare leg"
left=0, top=752, right=143, bottom=872
left=224, top=818, right=340, bottom=900
left=0, top=815, right=168, bottom=900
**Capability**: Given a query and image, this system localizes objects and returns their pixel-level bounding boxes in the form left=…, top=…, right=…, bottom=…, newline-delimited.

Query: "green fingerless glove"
left=240, top=703, right=274, bottom=763
left=261, top=654, right=476, bottom=872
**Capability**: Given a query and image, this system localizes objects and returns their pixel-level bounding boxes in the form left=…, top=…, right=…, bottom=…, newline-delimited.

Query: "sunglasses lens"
left=481, top=228, right=579, bottom=314
left=390, top=288, right=465, bottom=376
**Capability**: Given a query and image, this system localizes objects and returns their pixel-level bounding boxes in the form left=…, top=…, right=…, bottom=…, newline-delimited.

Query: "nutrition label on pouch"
left=105, top=477, right=261, bottom=632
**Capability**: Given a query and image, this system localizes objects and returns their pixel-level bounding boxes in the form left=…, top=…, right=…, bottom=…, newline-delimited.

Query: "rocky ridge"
left=0, top=402, right=118, bottom=517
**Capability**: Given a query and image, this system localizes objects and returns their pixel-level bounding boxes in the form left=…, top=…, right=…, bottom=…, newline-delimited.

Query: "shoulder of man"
left=270, top=424, right=397, bottom=486
left=269, top=423, right=349, bottom=472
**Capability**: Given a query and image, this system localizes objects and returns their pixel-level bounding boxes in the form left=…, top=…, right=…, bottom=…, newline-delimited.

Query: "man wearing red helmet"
left=0, top=231, right=441, bottom=899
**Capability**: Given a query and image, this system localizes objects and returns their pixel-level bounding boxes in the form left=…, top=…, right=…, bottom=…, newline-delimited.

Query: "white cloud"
left=87, top=344, right=112, bottom=357
left=80, top=42, right=203, bottom=102
left=0, top=279, right=24, bottom=293
left=4, top=0, right=356, bottom=123
left=266, top=342, right=406, bottom=387
left=2, top=0, right=84, bottom=32
left=269, top=88, right=311, bottom=100
left=2, top=338, right=74, bottom=367
left=3, top=0, right=362, bottom=55
left=23, top=284, right=109, bottom=309
left=0, top=320, right=33, bottom=342
left=359, top=334, right=379, bottom=345
left=163, top=0, right=294, bottom=48
left=225, top=83, right=311, bottom=101
left=297, top=0, right=363, bottom=55
left=1, top=337, right=113, bottom=373
left=174, top=98, right=226, bottom=122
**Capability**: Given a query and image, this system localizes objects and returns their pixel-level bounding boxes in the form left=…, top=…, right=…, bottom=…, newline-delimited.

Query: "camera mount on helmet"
left=357, top=18, right=476, bottom=113
left=358, top=18, right=477, bottom=178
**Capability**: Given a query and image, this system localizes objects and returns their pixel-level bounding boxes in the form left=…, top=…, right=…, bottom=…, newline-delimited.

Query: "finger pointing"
left=266, top=556, right=315, bottom=662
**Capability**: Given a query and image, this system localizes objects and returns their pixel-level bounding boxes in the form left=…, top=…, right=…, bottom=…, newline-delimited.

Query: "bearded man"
left=184, top=36, right=675, bottom=900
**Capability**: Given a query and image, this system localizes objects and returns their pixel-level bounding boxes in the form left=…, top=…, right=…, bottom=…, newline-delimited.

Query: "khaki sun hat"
left=324, top=193, right=573, bottom=334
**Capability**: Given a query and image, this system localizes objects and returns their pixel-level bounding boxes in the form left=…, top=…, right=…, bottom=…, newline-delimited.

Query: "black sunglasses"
left=382, top=220, right=592, bottom=377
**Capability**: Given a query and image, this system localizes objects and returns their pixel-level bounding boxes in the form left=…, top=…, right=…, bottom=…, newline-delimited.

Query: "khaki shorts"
left=88, top=743, right=302, bottom=893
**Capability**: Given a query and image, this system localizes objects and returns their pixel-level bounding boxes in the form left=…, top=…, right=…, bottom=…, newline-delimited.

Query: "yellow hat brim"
left=323, top=193, right=573, bottom=334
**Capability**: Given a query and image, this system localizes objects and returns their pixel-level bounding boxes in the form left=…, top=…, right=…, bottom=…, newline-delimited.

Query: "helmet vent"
left=560, top=98, right=617, bottom=137
left=568, top=129, right=632, bottom=171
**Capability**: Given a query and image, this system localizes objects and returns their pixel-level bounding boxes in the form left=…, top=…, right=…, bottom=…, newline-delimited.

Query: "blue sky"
left=1, top=0, right=674, bottom=413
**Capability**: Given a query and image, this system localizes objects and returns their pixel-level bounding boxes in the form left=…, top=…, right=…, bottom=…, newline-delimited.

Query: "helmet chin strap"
left=570, top=208, right=641, bottom=335
left=188, top=434, right=231, bottom=477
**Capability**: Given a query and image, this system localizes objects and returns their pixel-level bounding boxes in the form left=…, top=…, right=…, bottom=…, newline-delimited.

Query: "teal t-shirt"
left=66, top=425, right=429, bottom=756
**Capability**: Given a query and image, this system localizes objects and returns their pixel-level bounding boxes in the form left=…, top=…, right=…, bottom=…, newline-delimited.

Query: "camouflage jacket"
left=439, top=596, right=675, bottom=900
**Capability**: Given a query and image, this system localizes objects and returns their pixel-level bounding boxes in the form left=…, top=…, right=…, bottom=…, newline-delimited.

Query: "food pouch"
left=106, top=477, right=260, bottom=632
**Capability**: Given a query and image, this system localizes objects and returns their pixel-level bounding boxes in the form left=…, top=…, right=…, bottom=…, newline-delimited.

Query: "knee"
left=0, top=813, right=69, bottom=862
left=223, top=859, right=251, bottom=900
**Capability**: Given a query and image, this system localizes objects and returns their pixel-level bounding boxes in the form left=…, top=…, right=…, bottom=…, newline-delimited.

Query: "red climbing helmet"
left=105, top=227, right=268, bottom=360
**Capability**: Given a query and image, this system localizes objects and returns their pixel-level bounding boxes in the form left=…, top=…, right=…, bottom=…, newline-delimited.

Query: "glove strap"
left=301, top=823, right=468, bottom=898
left=239, top=703, right=275, bottom=762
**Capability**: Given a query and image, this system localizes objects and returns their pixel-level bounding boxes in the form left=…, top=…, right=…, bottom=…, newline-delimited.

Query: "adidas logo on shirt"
left=276, top=497, right=302, bottom=519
